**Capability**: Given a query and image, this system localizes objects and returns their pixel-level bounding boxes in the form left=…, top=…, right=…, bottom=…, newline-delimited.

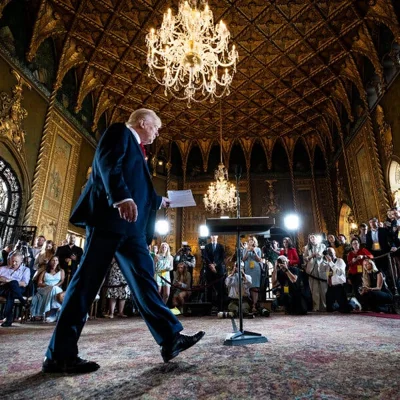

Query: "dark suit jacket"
left=55, top=244, right=83, bottom=271
left=70, top=123, right=161, bottom=244
left=204, top=243, right=226, bottom=276
left=366, top=228, right=393, bottom=254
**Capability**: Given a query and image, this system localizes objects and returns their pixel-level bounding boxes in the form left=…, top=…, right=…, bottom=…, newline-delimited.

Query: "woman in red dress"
left=279, top=237, right=300, bottom=267
left=347, top=237, right=373, bottom=296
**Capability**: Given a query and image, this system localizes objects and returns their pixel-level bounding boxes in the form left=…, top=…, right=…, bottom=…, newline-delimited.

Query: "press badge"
left=357, top=265, right=362, bottom=273
left=372, top=242, right=381, bottom=251
left=284, top=285, right=289, bottom=294
left=249, top=261, right=255, bottom=269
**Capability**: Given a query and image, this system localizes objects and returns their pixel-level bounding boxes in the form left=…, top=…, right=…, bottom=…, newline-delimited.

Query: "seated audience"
left=1, top=243, right=12, bottom=266
left=303, top=234, right=327, bottom=311
left=272, top=255, right=307, bottom=315
left=347, top=238, right=373, bottom=296
left=322, top=248, right=350, bottom=313
left=105, top=258, right=130, bottom=318
left=360, top=259, right=393, bottom=313
left=33, top=240, right=56, bottom=272
left=32, top=235, right=46, bottom=259
left=225, top=263, right=252, bottom=316
left=0, top=252, right=30, bottom=327
left=171, top=262, right=191, bottom=311
left=242, top=235, right=263, bottom=313
left=155, top=242, right=173, bottom=304
left=30, top=256, right=65, bottom=322
left=279, top=236, right=300, bottom=267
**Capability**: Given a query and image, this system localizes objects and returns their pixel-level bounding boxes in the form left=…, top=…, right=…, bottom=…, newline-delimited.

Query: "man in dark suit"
left=55, top=233, right=83, bottom=284
left=366, top=217, right=397, bottom=275
left=42, top=109, right=204, bottom=374
left=204, top=235, right=226, bottom=311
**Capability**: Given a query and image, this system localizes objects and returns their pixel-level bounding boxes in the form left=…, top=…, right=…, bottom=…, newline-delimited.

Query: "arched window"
left=0, top=157, right=22, bottom=246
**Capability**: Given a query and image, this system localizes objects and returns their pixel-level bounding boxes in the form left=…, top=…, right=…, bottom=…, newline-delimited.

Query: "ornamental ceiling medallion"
left=24, top=0, right=400, bottom=158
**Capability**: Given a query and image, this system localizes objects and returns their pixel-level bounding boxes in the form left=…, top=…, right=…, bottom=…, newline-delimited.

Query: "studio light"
left=199, top=224, right=209, bottom=237
left=155, top=219, right=169, bottom=235
left=284, top=214, right=300, bottom=231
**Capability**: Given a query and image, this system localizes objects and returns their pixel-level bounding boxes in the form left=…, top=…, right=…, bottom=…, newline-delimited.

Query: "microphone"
left=235, top=164, right=242, bottom=179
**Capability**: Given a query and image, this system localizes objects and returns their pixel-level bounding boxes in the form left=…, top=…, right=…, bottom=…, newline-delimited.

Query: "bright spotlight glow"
left=155, top=220, right=169, bottom=235
left=199, top=224, right=209, bottom=237
left=315, top=235, right=322, bottom=244
left=284, top=214, right=300, bottom=231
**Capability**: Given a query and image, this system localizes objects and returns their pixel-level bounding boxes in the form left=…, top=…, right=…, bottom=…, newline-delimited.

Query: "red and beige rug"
left=1, top=314, right=399, bottom=399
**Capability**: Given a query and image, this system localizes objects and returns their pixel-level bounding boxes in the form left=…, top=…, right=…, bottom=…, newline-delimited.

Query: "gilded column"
left=165, top=160, right=172, bottom=219
left=324, top=156, right=336, bottom=233
left=310, top=161, right=322, bottom=232
left=23, top=90, right=57, bottom=225
left=246, top=162, right=252, bottom=217
left=338, top=131, right=358, bottom=220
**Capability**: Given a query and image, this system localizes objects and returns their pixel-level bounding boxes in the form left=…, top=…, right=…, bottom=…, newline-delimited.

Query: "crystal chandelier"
left=146, top=0, right=238, bottom=107
left=203, top=103, right=237, bottom=214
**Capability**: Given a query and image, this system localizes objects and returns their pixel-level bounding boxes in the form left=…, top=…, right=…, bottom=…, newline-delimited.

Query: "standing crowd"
left=1, top=213, right=399, bottom=327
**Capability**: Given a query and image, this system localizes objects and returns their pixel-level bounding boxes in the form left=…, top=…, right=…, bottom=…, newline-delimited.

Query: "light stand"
left=224, top=165, right=268, bottom=346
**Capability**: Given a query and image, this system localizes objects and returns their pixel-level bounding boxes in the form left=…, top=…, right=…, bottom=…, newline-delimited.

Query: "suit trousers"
left=0, top=280, right=26, bottom=322
left=46, top=226, right=183, bottom=361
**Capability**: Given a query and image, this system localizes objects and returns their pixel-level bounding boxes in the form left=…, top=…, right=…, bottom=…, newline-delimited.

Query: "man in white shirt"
left=0, top=252, right=30, bottom=327
left=322, top=247, right=350, bottom=313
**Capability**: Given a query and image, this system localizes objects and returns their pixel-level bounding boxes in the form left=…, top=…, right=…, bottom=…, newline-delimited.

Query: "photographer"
left=272, top=255, right=307, bottom=315
left=225, top=263, right=252, bottom=316
left=322, top=247, right=351, bottom=313
left=173, top=244, right=196, bottom=285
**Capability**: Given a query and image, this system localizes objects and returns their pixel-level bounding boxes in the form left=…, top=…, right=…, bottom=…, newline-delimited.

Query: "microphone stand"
left=224, top=165, right=268, bottom=346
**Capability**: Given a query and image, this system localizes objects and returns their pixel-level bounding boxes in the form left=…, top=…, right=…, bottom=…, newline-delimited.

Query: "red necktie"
left=139, top=142, right=147, bottom=158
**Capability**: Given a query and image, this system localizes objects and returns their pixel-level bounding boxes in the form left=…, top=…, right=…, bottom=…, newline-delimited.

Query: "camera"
left=217, top=311, right=234, bottom=319
left=260, top=308, right=270, bottom=317
left=198, top=237, right=208, bottom=250
left=322, top=250, right=329, bottom=256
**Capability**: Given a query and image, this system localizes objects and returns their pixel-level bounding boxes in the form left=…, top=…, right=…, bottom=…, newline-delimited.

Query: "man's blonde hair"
left=127, top=108, right=161, bottom=129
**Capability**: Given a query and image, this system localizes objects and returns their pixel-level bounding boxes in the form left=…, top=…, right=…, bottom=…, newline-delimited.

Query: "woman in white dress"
left=303, top=234, right=327, bottom=311
left=155, top=242, right=173, bottom=304
left=30, top=256, right=65, bottom=322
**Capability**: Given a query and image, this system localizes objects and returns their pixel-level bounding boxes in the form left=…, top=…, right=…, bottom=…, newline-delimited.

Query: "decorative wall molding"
left=25, top=110, right=82, bottom=244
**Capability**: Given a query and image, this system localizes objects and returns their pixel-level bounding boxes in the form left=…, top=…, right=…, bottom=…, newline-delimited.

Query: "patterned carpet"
left=1, top=313, right=400, bottom=400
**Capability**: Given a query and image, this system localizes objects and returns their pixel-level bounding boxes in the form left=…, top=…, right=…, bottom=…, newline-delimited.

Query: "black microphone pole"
left=235, top=165, right=243, bottom=332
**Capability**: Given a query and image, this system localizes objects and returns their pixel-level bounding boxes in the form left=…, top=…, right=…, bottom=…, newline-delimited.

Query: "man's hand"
left=161, top=197, right=170, bottom=208
left=117, top=200, right=138, bottom=223
left=208, top=263, right=217, bottom=273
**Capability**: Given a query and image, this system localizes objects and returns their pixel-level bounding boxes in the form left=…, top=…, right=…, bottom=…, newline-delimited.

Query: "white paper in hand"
left=167, top=190, right=196, bottom=208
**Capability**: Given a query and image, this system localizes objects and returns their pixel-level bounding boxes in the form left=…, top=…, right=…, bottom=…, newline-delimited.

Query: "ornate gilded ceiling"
left=7, top=0, right=400, bottom=159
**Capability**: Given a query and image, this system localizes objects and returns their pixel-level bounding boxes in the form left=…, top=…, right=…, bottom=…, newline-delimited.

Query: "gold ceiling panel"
left=23, top=0, right=400, bottom=151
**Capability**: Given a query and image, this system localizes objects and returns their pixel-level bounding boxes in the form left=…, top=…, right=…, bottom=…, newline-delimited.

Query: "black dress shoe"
left=42, top=357, right=100, bottom=374
left=161, top=331, right=205, bottom=363
left=1, top=320, right=12, bottom=327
